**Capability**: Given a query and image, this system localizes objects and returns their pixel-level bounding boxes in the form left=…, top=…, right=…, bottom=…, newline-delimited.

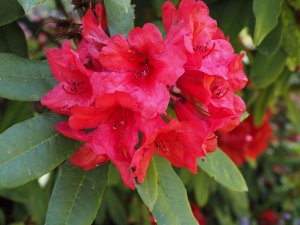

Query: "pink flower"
left=218, top=112, right=273, bottom=165
left=131, top=119, right=211, bottom=184
left=98, top=23, right=186, bottom=118
left=41, top=42, right=95, bottom=115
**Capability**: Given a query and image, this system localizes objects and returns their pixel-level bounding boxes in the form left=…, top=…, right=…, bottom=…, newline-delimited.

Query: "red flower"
left=98, top=23, right=186, bottom=118
left=66, top=92, right=142, bottom=188
left=191, top=204, right=207, bottom=225
left=176, top=71, right=246, bottom=131
left=260, top=209, right=279, bottom=225
left=41, top=42, right=95, bottom=115
left=41, top=1, right=249, bottom=189
left=77, top=3, right=109, bottom=70
left=131, top=119, right=210, bottom=184
left=163, top=0, right=247, bottom=88
left=163, top=0, right=247, bottom=132
left=173, top=99, right=218, bottom=153
left=218, top=112, right=273, bottom=166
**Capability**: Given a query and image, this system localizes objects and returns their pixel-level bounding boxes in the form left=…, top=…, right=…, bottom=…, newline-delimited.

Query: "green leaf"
left=194, top=172, right=211, bottom=207
left=45, top=162, right=109, bottom=225
left=240, top=111, right=250, bottom=122
left=253, top=0, right=283, bottom=46
left=281, top=2, right=300, bottom=70
left=0, top=100, right=34, bottom=133
left=94, top=199, right=107, bottom=225
left=0, top=112, right=79, bottom=189
left=226, top=189, right=250, bottom=217
left=0, top=53, right=56, bottom=101
left=198, top=149, right=248, bottom=192
left=151, top=157, right=198, bottom=225
left=210, top=0, right=252, bottom=39
left=250, top=50, right=286, bottom=88
left=253, top=68, right=290, bottom=126
left=135, top=160, right=158, bottom=211
left=258, top=19, right=283, bottom=56
left=253, top=87, right=273, bottom=126
left=106, top=189, right=128, bottom=225
left=285, top=92, right=300, bottom=134
left=17, top=0, right=47, bottom=13
left=0, top=209, right=4, bottom=225
left=104, top=0, right=134, bottom=36
left=0, top=0, right=24, bottom=27
left=0, top=180, right=49, bottom=225
left=215, top=206, right=235, bottom=225
left=0, top=22, right=28, bottom=58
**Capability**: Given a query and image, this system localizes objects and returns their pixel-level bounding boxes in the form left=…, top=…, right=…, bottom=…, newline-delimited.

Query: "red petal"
left=128, top=23, right=163, bottom=54
left=56, top=122, right=90, bottom=142
left=162, top=0, right=177, bottom=33
left=70, top=143, right=109, bottom=170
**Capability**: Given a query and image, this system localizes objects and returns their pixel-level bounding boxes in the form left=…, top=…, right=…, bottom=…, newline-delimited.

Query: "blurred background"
left=0, top=0, right=300, bottom=224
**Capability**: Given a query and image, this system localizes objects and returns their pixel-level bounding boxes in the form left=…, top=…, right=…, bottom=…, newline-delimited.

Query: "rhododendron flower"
left=41, top=0, right=248, bottom=189
left=260, top=209, right=279, bottom=225
left=99, top=23, right=186, bottom=118
left=65, top=92, right=141, bottom=188
left=78, top=3, right=109, bottom=69
left=191, top=204, right=207, bottom=225
left=176, top=71, right=246, bottom=131
left=218, top=113, right=273, bottom=166
left=41, top=42, right=94, bottom=115
left=131, top=119, right=210, bottom=183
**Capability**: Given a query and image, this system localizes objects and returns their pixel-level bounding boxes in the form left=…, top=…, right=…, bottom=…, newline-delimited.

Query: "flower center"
left=210, top=79, right=230, bottom=99
left=155, top=138, right=170, bottom=153
left=193, top=43, right=215, bottom=58
left=109, top=108, right=129, bottom=130
left=61, top=80, right=91, bottom=96
left=134, top=59, right=152, bottom=80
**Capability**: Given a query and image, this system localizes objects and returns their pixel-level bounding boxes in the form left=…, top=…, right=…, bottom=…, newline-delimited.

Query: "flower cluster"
left=218, top=112, right=273, bottom=166
left=41, top=0, right=247, bottom=189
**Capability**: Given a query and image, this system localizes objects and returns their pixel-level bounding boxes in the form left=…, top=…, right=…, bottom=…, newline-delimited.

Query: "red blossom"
left=78, top=3, right=109, bottom=69
left=98, top=23, right=186, bottom=118
left=41, top=42, right=95, bottom=115
left=191, top=204, right=207, bottom=225
left=260, top=209, right=279, bottom=225
left=41, top=1, right=248, bottom=188
left=218, top=112, right=273, bottom=166
left=131, top=119, right=210, bottom=184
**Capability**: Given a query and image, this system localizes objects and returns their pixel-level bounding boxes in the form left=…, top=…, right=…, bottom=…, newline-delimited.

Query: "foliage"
left=0, top=0, right=300, bottom=225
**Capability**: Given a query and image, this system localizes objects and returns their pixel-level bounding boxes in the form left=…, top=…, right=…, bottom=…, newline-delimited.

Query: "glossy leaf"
left=0, top=100, right=34, bottom=133
left=250, top=50, right=286, bottom=88
left=0, top=53, right=56, bottom=101
left=0, top=112, right=79, bottom=189
left=45, top=162, right=109, bottom=225
left=17, top=0, right=47, bottom=13
left=194, top=172, right=211, bottom=207
left=0, top=0, right=24, bottom=27
left=151, top=157, right=198, bottom=225
left=94, top=199, right=107, bottom=225
left=198, top=149, right=248, bottom=192
left=253, top=0, right=283, bottom=46
left=258, top=20, right=283, bottom=56
left=104, top=0, right=134, bottom=36
left=135, top=160, right=158, bottom=211
left=0, top=22, right=28, bottom=58
left=106, top=189, right=128, bottom=225
left=210, top=0, right=252, bottom=39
